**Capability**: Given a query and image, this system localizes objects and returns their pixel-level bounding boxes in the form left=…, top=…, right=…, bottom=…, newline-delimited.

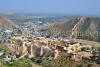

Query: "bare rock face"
left=70, top=17, right=86, bottom=39
left=0, top=16, right=21, bottom=29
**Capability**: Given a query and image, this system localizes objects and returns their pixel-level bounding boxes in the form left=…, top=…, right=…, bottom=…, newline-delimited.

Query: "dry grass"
left=76, top=39, right=100, bottom=47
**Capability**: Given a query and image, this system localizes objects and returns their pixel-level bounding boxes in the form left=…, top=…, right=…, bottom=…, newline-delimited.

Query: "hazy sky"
left=0, top=0, right=100, bottom=16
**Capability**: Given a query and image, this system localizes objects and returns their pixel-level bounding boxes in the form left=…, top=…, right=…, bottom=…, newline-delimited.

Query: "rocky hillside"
left=0, top=16, right=21, bottom=29
left=41, top=17, right=100, bottom=42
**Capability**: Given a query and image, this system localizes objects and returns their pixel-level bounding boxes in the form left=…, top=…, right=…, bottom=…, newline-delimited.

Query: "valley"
left=0, top=14, right=100, bottom=67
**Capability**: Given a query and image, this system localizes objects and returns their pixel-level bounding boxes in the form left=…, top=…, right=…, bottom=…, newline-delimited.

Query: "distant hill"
left=41, top=17, right=100, bottom=42
left=0, top=13, right=72, bottom=25
left=0, top=16, right=21, bottom=29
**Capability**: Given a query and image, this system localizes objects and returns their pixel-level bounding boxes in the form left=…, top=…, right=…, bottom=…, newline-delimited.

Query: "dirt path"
left=76, top=39, right=100, bottom=47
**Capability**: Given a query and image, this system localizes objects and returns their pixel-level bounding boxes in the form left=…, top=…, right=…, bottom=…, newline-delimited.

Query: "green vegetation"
left=9, top=59, right=32, bottom=67
left=0, top=58, right=42, bottom=67
left=52, top=54, right=100, bottom=67
left=29, top=53, right=100, bottom=67
left=31, top=57, right=52, bottom=67
left=0, top=42, right=14, bottom=55
left=0, top=59, right=7, bottom=67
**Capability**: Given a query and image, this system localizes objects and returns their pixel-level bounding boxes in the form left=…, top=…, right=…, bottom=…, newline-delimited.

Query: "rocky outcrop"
left=70, top=17, right=86, bottom=39
left=41, top=17, right=100, bottom=42
left=0, top=16, right=21, bottom=29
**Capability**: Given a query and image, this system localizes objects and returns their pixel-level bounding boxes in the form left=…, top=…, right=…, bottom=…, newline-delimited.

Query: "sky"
left=0, top=0, right=100, bottom=16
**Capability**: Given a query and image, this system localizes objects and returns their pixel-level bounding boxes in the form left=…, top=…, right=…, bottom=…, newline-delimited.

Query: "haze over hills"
left=0, top=13, right=72, bottom=25
left=0, top=16, right=21, bottom=29
left=0, top=0, right=100, bottom=67
left=41, top=17, right=100, bottom=42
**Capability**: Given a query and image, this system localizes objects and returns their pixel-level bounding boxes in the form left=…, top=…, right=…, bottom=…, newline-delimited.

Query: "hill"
left=41, top=17, right=100, bottom=42
left=0, top=16, right=21, bottom=29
